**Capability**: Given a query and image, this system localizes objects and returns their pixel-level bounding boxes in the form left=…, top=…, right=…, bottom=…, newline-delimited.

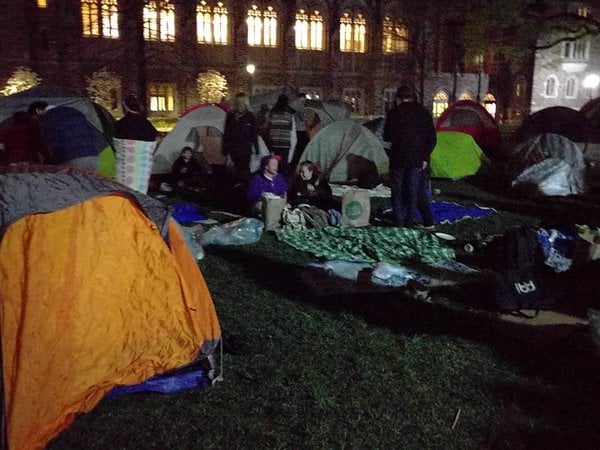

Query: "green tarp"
left=277, top=226, right=454, bottom=264
left=430, top=131, right=483, bottom=179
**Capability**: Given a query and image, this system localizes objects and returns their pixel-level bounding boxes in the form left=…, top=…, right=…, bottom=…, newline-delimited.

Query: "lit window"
left=514, top=77, right=527, bottom=98
left=343, top=89, right=364, bottom=114
left=197, top=1, right=228, bottom=45
left=37, top=0, right=47, bottom=8
left=382, top=17, right=408, bottom=54
left=340, top=12, right=366, bottom=53
left=483, top=93, right=496, bottom=117
left=247, top=5, right=277, bottom=47
left=144, top=1, right=175, bottom=42
left=565, top=77, right=578, bottom=98
left=563, top=39, right=589, bottom=60
left=569, top=3, right=590, bottom=17
left=81, top=0, right=119, bottom=38
left=295, top=9, right=323, bottom=50
left=149, top=84, right=175, bottom=112
left=545, top=76, right=558, bottom=97
left=459, top=92, right=472, bottom=101
left=432, top=91, right=448, bottom=118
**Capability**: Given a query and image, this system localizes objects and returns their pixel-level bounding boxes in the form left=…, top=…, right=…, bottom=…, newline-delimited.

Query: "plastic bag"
left=201, top=217, right=264, bottom=246
left=371, top=262, right=430, bottom=287
left=307, top=260, right=372, bottom=281
left=175, top=221, right=205, bottom=260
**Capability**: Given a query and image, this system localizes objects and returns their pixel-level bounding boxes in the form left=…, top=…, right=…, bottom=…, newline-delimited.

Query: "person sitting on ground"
left=247, top=155, right=288, bottom=216
left=287, top=160, right=333, bottom=209
left=170, top=146, right=208, bottom=191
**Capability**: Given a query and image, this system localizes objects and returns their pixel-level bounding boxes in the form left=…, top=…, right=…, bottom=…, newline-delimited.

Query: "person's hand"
left=422, top=161, right=428, bottom=170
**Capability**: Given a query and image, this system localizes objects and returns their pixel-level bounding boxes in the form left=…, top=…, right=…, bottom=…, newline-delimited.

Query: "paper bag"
left=342, top=189, right=370, bottom=227
left=262, top=195, right=286, bottom=231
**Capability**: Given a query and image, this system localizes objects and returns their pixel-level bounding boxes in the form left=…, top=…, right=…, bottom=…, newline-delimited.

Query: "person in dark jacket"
left=170, top=147, right=207, bottom=190
left=38, top=105, right=105, bottom=171
left=114, top=96, right=159, bottom=142
left=223, top=92, right=258, bottom=182
left=383, top=86, right=436, bottom=229
left=288, top=160, right=332, bottom=209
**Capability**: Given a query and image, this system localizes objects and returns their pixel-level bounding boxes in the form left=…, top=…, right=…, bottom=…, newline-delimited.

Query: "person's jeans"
left=390, top=165, right=433, bottom=227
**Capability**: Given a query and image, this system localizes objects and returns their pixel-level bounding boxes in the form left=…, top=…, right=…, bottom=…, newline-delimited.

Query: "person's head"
left=272, top=94, right=289, bottom=112
left=234, top=93, right=250, bottom=113
left=395, top=85, right=415, bottom=103
left=299, top=160, right=315, bottom=180
left=181, top=147, right=193, bottom=161
left=123, top=95, right=142, bottom=113
left=261, top=155, right=280, bottom=176
left=27, top=101, right=48, bottom=117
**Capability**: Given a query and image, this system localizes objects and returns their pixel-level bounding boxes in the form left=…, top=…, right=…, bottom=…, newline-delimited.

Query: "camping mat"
left=277, top=227, right=455, bottom=264
left=380, top=201, right=496, bottom=224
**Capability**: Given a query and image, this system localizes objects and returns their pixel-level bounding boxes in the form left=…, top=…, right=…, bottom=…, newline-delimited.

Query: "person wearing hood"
left=247, top=154, right=288, bottom=216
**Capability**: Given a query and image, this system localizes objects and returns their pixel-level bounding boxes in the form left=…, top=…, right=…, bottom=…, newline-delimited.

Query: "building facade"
left=530, top=1, right=600, bottom=113
left=0, top=0, right=489, bottom=119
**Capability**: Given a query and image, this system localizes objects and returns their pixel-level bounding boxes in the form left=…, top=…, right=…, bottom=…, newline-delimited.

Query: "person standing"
left=383, top=86, right=436, bottom=229
left=223, top=92, right=258, bottom=182
left=0, top=111, right=50, bottom=165
left=268, top=94, right=296, bottom=175
left=114, top=96, right=159, bottom=142
left=290, top=92, right=308, bottom=169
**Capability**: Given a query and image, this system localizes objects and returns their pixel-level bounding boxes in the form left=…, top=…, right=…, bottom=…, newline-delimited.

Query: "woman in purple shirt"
left=247, top=155, right=288, bottom=216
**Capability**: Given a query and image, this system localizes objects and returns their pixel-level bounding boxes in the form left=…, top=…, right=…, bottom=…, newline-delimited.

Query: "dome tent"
left=435, top=100, right=501, bottom=158
left=430, top=131, right=483, bottom=179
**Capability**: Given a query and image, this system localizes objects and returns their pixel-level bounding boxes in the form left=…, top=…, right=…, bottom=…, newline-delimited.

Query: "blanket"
left=277, top=227, right=455, bottom=264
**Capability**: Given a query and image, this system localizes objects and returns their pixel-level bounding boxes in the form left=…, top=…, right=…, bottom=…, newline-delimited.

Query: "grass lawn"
left=49, top=177, right=600, bottom=449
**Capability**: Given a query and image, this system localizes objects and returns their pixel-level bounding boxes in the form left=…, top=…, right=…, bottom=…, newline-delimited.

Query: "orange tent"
left=0, top=169, right=221, bottom=450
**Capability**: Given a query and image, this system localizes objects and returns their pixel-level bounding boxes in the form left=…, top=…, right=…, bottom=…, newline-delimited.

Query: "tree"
left=86, top=68, right=122, bottom=114
left=196, top=70, right=228, bottom=104
left=0, top=67, right=41, bottom=96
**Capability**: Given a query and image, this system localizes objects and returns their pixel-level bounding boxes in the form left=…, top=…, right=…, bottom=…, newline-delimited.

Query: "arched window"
left=81, top=0, right=119, bottom=38
left=483, top=93, right=496, bottom=117
left=247, top=5, right=277, bottom=47
left=382, top=17, right=408, bottom=54
left=514, top=77, right=527, bottom=98
left=295, top=9, right=324, bottom=50
left=197, top=1, right=228, bottom=45
left=432, top=91, right=448, bottom=118
left=565, top=77, right=578, bottom=98
left=545, top=76, right=558, bottom=97
left=144, top=1, right=175, bottom=42
left=340, top=12, right=366, bottom=53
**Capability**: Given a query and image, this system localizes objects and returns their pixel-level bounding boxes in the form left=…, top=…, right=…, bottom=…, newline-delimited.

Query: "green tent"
left=430, top=131, right=483, bottom=179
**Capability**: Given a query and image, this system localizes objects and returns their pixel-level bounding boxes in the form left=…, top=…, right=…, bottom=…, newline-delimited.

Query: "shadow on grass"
left=207, top=244, right=600, bottom=447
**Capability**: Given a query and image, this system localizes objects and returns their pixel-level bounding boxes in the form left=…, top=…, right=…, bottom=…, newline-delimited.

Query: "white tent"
left=153, top=104, right=228, bottom=173
left=510, top=133, right=587, bottom=196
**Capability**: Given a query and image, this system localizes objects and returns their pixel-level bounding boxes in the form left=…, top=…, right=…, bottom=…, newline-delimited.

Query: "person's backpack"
left=484, top=228, right=563, bottom=312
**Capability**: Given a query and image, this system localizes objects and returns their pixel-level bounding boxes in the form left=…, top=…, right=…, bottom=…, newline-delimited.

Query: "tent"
left=153, top=103, right=229, bottom=173
left=509, top=133, right=587, bottom=196
left=0, top=85, right=104, bottom=133
left=0, top=166, right=221, bottom=450
left=430, top=131, right=483, bottom=179
left=435, top=100, right=502, bottom=158
left=299, top=119, right=389, bottom=188
left=513, top=106, right=599, bottom=145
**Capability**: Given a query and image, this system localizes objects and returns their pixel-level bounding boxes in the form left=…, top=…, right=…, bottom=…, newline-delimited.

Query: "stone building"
left=0, top=0, right=489, bottom=120
left=530, top=1, right=600, bottom=113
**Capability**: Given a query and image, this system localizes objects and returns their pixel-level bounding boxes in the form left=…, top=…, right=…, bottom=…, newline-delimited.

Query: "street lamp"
left=246, top=64, right=256, bottom=94
left=583, top=74, right=600, bottom=100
